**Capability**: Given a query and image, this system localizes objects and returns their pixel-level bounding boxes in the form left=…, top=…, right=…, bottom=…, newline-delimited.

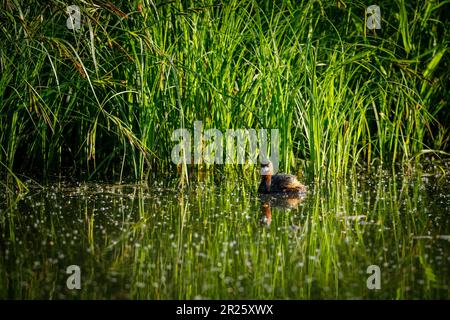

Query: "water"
left=0, top=173, right=449, bottom=299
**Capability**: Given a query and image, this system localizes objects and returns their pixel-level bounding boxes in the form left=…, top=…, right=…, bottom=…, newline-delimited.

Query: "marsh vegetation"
left=0, top=0, right=449, bottom=299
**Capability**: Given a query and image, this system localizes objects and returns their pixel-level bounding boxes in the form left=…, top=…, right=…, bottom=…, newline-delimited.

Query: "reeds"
left=0, top=0, right=449, bottom=185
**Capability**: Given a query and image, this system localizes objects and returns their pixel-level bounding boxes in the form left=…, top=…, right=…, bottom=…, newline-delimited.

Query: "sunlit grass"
left=0, top=0, right=448, bottom=300
left=0, top=0, right=449, bottom=187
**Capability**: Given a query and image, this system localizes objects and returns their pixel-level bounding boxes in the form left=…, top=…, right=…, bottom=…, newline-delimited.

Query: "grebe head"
left=261, top=161, right=273, bottom=176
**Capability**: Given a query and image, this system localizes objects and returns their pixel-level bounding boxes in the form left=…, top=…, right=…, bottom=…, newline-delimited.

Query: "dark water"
left=0, top=173, right=449, bottom=299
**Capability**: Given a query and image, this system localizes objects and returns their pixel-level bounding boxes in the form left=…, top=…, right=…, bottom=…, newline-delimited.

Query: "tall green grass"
left=0, top=0, right=449, bottom=185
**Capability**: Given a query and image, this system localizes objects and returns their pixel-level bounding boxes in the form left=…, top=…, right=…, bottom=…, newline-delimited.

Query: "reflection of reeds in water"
left=0, top=176, right=449, bottom=299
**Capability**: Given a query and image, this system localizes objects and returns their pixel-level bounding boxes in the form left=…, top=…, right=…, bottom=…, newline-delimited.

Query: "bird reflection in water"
left=258, top=194, right=305, bottom=227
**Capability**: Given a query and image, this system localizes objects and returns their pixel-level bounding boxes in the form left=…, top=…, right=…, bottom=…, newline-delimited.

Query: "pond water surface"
left=0, top=173, right=449, bottom=299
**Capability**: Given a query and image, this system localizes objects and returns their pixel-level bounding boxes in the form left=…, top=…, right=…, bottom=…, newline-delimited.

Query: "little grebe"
left=258, top=161, right=306, bottom=194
